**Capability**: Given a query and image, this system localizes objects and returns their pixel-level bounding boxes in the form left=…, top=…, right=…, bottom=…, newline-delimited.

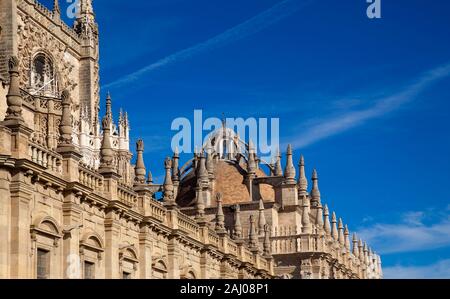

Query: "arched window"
left=119, top=246, right=139, bottom=279
left=30, top=215, right=63, bottom=279
left=80, top=232, right=105, bottom=279
left=152, top=259, right=168, bottom=279
left=30, top=53, right=58, bottom=97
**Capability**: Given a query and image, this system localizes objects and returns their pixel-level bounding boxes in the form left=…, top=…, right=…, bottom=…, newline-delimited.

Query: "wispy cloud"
left=383, top=259, right=450, bottom=279
left=290, top=62, right=450, bottom=149
left=357, top=208, right=450, bottom=255
left=103, top=0, right=313, bottom=90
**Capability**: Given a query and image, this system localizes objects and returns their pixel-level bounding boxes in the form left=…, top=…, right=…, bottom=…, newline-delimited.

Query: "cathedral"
left=0, top=0, right=382, bottom=279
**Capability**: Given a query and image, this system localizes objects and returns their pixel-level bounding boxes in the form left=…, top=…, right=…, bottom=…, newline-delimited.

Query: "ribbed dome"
left=176, top=160, right=275, bottom=207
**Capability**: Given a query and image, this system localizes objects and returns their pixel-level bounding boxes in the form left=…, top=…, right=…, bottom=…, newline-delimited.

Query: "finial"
left=323, top=204, right=331, bottom=234
left=163, top=157, right=174, bottom=203
left=134, top=139, right=146, bottom=184
left=301, top=196, right=312, bottom=234
left=258, top=199, right=266, bottom=235
left=358, top=239, right=364, bottom=261
left=310, top=169, right=321, bottom=206
left=247, top=140, right=257, bottom=176
left=248, top=215, right=258, bottom=248
left=58, top=90, right=73, bottom=146
left=105, top=92, right=113, bottom=119
left=344, top=225, right=350, bottom=250
left=233, top=205, right=242, bottom=239
left=206, top=146, right=215, bottom=177
left=284, top=144, right=296, bottom=183
left=197, top=152, right=209, bottom=182
left=315, top=203, right=324, bottom=230
left=99, top=114, right=114, bottom=171
left=215, top=193, right=225, bottom=233
left=338, top=218, right=345, bottom=245
left=298, top=155, right=308, bottom=196
left=274, top=148, right=283, bottom=176
left=331, top=212, right=338, bottom=240
left=352, top=233, right=359, bottom=256
left=172, top=147, right=180, bottom=182
left=4, top=56, right=24, bottom=123
left=53, top=0, right=61, bottom=16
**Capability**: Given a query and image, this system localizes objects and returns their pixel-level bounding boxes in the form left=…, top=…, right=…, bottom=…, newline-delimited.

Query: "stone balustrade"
left=28, top=142, right=62, bottom=174
left=176, top=212, right=200, bottom=238
left=117, top=184, right=138, bottom=207
left=78, top=164, right=103, bottom=191
left=148, top=199, right=166, bottom=223
left=208, top=230, right=220, bottom=247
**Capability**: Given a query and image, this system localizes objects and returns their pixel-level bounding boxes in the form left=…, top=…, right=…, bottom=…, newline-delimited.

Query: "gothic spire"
left=79, top=0, right=95, bottom=19
left=315, top=203, right=324, bottom=231
left=323, top=204, right=331, bottom=234
left=247, top=140, right=257, bottom=176
left=364, top=242, right=369, bottom=264
left=284, top=144, right=296, bottom=183
left=338, top=218, right=345, bottom=246
left=53, top=0, right=60, bottom=16
left=99, top=113, right=114, bottom=171
left=215, top=193, right=225, bottom=233
left=163, top=157, right=174, bottom=203
left=206, top=146, right=215, bottom=177
left=172, top=147, right=180, bottom=182
left=352, top=233, right=359, bottom=256
left=298, top=155, right=308, bottom=196
left=233, top=205, right=242, bottom=239
left=134, top=139, right=146, bottom=184
left=344, top=225, right=350, bottom=251
left=331, top=212, right=338, bottom=240
left=198, top=152, right=209, bottom=182
left=105, top=92, right=113, bottom=121
left=248, top=215, right=258, bottom=248
left=310, top=169, right=321, bottom=206
left=274, top=149, right=283, bottom=176
left=301, top=196, right=312, bottom=234
left=358, top=239, right=364, bottom=262
left=258, top=199, right=266, bottom=235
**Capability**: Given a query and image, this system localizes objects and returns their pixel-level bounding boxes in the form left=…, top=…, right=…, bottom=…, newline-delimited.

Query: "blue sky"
left=45, top=0, right=450, bottom=278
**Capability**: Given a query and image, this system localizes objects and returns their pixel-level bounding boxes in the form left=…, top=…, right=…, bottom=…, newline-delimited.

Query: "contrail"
left=102, top=0, right=312, bottom=90
left=289, top=62, right=450, bottom=149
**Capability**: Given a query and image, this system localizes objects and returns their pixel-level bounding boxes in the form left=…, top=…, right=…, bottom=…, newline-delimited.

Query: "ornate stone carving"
left=17, top=13, right=78, bottom=95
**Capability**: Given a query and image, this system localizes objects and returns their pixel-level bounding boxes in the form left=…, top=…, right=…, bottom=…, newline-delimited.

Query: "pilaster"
left=104, top=210, right=121, bottom=279
left=9, top=171, right=33, bottom=278
left=0, top=168, right=11, bottom=278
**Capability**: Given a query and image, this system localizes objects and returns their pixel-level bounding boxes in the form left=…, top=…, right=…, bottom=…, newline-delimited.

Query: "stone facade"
left=0, top=0, right=381, bottom=279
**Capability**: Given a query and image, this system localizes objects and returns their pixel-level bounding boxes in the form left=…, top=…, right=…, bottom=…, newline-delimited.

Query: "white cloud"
left=103, top=0, right=313, bottom=90
left=383, top=259, right=450, bottom=279
left=402, top=211, right=426, bottom=226
left=290, top=62, right=450, bottom=149
left=357, top=209, right=450, bottom=255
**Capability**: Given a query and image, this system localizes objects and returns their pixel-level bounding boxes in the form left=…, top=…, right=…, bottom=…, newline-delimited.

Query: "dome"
left=176, top=159, right=275, bottom=207
left=175, top=126, right=276, bottom=207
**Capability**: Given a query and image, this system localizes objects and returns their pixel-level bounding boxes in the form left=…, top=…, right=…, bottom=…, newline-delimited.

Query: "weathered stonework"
left=0, top=0, right=381, bottom=279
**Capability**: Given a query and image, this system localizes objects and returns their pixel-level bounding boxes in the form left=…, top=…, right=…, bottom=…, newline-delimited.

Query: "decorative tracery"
left=29, top=53, right=58, bottom=97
